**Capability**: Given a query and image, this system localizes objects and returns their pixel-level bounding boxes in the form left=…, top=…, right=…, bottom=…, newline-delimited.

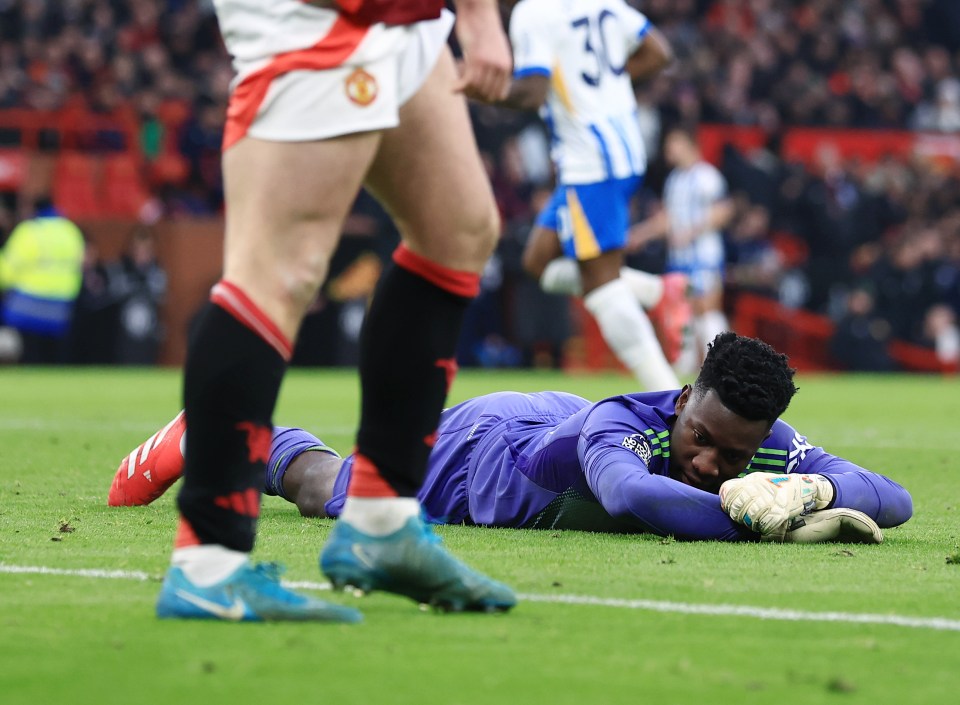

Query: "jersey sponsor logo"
left=621, top=433, right=653, bottom=464
left=786, top=433, right=815, bottom=473
left=345, top=68, right=378, bottom=106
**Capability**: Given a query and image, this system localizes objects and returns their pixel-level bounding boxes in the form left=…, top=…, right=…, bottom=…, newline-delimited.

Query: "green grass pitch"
left=1, top=366, right=959, bottom=704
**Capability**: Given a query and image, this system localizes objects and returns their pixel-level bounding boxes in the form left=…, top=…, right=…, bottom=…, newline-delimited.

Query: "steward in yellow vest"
left=0, top=199, right=85, bottom=357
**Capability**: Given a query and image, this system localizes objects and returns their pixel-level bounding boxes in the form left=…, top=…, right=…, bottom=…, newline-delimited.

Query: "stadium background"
left=1, top=0, right=959, bottom=374
left=2, top=5, right=960, bottom=702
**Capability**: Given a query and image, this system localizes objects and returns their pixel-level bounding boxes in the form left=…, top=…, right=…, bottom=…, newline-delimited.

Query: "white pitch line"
left=0, top=565, right=153, bottom=581
left=3, top=563, right=960, bottom=632
left=515, top=593, right=960, bottom=632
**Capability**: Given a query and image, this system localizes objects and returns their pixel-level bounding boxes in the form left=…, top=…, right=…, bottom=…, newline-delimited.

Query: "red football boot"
left=648, top=273, right=692, bottom=364
left=108, top=411, right=186, bottom=506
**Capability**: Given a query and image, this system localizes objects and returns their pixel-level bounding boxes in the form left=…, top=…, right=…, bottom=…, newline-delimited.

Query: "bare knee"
left=447, top=198, right=501, bottom=270
left=281, top=240, right=333, bottom=314
left=227, top=217, right=339, bottom=328
left=398, top=198, right=501, bottom=273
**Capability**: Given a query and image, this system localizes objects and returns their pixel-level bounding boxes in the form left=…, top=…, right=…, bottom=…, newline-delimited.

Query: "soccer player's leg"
left=525, top=188, right=691, bottom=359
left=645, top=272, right=692, bottom=364
left=529, top=231, right=691, bottom=364
left=678, top=239, right=729, bottom=366
left=521, top=193, right=585, bottom=296
left=319, top=47, right=514, bottom=612
left=691, top=269, right=729, bottom=362
left=567, top=179, right=680, bottom=391
left=163, top=127, right=380, bottom=622
left=108, top=411, right=186, bottom=506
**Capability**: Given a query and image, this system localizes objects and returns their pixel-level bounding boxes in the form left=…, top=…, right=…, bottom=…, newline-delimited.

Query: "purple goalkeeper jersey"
left=299, top=389, right=911, bottom=541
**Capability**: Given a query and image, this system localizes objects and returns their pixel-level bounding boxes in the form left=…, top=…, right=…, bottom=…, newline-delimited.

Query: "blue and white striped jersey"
left=510, top=0, right=650, bottom=184
left=663, top=161, right=728, bottom=246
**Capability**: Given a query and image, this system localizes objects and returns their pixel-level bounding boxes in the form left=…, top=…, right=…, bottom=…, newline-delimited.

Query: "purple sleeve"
left=771, top=420, right=913, bottom=528
left=792, top=451, right=913, bottom=528
left=590, top=465, right=754, bottom=541
left=579, top=403, right=754, bottom=541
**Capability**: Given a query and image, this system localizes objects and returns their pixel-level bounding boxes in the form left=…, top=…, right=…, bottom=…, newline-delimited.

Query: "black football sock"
left=176, top=281, right=292, bottom=552
left=351, top=245, right=480, bottom=497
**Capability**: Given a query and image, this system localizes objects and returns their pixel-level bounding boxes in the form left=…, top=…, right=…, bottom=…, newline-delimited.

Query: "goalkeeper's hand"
left=719, top=472, right=835, bottom=537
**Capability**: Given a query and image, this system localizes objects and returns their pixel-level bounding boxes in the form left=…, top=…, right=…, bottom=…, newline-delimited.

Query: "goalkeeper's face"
left=670, top=387, right=772, bottom=494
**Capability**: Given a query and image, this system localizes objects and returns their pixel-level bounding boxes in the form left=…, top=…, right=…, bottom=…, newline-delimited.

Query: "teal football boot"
left=157, top=561, right=362, bottom=623
left=320, top=516, right=516, bottom=612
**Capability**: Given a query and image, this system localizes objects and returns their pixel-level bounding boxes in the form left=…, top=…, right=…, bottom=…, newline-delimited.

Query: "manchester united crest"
left=345, top=68, right=378, bottom=107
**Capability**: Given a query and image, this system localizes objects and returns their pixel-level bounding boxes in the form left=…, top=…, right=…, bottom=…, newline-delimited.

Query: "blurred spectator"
left=923, top=303, right=960, bottom=365
left=724, top=200, right=783, bottom=299
left=828, top=285, right=896, bottom=372
left=69, top=238, right=119, bottom=364
left=868, top=228, right=945, bottom=344
left=911, top=78, right=960, bottom=132
left=630, top=125, right=734, bottom=370
left=792, top=144, right=868, bottom=315
left=112, top=225, right=166, bottom=364
left=175, top=96, right=224, bottom=213
left=0, top=195, right=85, bottom=363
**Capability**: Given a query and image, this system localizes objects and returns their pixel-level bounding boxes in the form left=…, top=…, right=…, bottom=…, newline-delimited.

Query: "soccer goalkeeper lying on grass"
left=109, top=333, right=912, bottom=543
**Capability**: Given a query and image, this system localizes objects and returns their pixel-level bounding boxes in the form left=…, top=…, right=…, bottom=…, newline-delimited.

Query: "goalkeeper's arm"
left=798, top=457, right=913, bottom=529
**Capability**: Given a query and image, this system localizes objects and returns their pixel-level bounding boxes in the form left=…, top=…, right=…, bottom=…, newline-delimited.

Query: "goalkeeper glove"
left=763, top=508, right=883, bottom=544
left=719, top=472, right=835, bottom=537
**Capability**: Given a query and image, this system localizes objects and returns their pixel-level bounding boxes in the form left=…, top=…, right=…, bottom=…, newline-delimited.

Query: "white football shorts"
left=214, top=1, right=455, bottom=148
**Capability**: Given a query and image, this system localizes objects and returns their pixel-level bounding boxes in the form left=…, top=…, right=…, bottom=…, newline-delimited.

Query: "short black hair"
left=693, top=332, right=797, bottom=424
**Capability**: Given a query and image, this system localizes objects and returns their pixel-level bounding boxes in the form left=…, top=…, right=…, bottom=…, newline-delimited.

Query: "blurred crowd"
left=646, top=0, right=960, bottom=131
left=1, top=0, right=959, bottom=368
left=0, top=0, right=229, bottom=214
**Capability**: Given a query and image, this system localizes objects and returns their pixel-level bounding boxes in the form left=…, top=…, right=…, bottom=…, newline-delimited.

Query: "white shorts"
left=215, top=1, right=454, bottom=149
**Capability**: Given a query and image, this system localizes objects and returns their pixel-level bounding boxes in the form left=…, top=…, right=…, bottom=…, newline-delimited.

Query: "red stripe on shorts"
left=392, top=245, right=481, bottom=298
left=210, top=280, right=293, bottom=361
left=223, top=15, right=371, bottom=151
